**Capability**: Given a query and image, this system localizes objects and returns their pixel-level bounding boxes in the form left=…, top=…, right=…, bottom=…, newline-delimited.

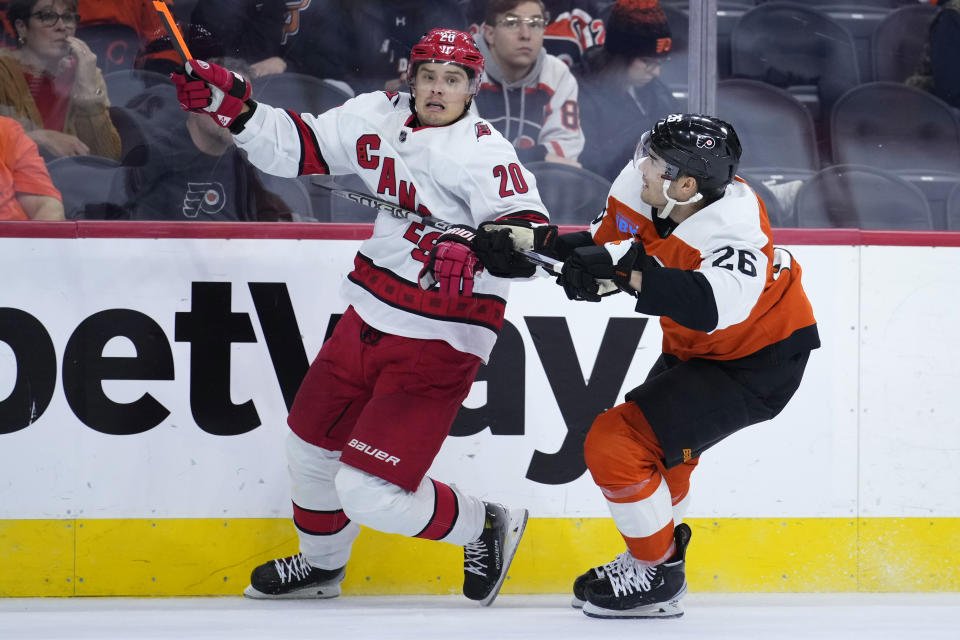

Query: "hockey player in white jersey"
left=172, top=28, right=557, bottom=606
left=552, top=114, right=820, bottom=618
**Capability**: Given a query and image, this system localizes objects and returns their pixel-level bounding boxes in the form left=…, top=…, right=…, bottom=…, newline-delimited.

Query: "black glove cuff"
left=228, top=100, right=258, bottom=135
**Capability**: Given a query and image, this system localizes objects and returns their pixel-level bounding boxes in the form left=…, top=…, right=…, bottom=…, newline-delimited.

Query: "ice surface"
left=1, top=593, right=958, bottom=640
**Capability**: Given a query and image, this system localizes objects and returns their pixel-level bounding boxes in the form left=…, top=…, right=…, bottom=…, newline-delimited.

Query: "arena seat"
left=524, top=162, right=612, bottom=225
left=872, top=3, right=939, bottom=82
left=793, top=164, right=933, bottom=229
left=46, top=156, right=128, bottom=219
left=731, top=2, right=859, bottom=121
left=254, top=73, right=353, bottom=116
left=717, top=79, right=819, bottom=184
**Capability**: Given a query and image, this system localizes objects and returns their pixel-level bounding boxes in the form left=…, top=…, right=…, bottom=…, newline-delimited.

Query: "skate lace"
left=605, top=552, right=657, bottom=597
left=274, top=553, right=313, bottom=584
left=463, top=538, right=488, bottom=577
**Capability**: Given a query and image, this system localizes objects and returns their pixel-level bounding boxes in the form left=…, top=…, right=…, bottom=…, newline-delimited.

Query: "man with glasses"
left=474, top=0, right=584, bottom=166
left=575, top=0, right=681, bottom=181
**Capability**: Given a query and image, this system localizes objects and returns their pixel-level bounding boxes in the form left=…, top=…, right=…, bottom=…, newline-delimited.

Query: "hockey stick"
left=152, top=1, right=193, bottom=63
left=313, top=179, right=563, bottom=274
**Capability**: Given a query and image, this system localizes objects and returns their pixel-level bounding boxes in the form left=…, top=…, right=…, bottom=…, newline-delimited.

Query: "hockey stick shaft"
left=317, top=182, right=562, bottom=273
left=152, top=1, right=193, bottom=63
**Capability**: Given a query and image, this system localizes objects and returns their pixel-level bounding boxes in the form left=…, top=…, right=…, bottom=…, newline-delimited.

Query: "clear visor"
left=410, top=60, right=481, bottom=94
left=633, top=131, right=680, bottom=181
left=632, top=131, right=652, bottom=168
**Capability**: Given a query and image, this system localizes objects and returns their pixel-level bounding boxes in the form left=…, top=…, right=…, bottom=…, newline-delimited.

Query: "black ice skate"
left=462, top=502, right=528, bottom=606
left=570, top=557, right=615, bottom=608
left=243, top=552, right=345, bottom=599
left=581, top=523, right=691, bottom=619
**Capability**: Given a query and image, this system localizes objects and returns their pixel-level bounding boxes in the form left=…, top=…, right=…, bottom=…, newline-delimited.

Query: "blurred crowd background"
left=0, top=0, right=957, bottom=230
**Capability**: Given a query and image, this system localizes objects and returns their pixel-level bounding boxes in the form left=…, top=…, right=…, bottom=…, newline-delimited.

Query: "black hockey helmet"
left=636, top=114, right=742, bottom=196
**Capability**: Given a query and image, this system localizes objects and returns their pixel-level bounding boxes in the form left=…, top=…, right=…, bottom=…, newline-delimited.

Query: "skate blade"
left=243, top=581, right=342, bottom=600
left=571, top=596, right=586, bottom=609
left=480, top=507, right=529, bottom=607
left=582, top=598, right=684, bottom=619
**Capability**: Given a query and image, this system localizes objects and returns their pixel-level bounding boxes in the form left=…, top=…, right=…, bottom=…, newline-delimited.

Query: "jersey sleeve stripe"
left=285, top=109, right=329, bottom=176
left=495, top=210, right=549, bottom=224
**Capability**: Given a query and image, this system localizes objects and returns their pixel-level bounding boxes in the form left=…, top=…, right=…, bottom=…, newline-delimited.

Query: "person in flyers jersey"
left=170, top=27, right=556, bottom=606
left=551, top=113, right=820, bottom=619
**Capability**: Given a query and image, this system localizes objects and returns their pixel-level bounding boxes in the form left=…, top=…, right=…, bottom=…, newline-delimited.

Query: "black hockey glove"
left=557, top=240, right=650, bottom=301
left=552, top=230, right=595, bottom=261
left=472, top=219, right=558, bottom=278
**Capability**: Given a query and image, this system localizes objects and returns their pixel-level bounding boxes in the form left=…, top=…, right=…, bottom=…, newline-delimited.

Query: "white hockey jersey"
left=234, top=91, right=548, bottom=361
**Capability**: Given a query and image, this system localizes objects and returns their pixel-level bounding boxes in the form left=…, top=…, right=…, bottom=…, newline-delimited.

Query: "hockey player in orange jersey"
left=552, top=113, right=820, bottom=619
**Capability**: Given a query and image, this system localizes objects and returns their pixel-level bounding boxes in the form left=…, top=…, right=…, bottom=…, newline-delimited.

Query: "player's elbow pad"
left=634, top=268, right=718, bottom=332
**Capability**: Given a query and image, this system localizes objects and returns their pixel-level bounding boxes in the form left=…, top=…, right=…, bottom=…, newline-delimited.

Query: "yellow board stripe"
left=1, top=518, right=958, bottom=596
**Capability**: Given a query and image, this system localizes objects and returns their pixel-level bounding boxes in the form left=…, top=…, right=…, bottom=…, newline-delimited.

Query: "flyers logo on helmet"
left=696, top=135, right=716, bottom=149
left=475, top=122, right=491, bottom=139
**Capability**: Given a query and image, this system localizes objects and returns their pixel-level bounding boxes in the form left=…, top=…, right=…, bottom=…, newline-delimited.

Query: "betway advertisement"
left=0, top=236, right=956, bottom=521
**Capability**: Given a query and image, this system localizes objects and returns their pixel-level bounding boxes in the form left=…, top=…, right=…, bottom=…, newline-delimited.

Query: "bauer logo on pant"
left=348, top=439, right=401, bottom=465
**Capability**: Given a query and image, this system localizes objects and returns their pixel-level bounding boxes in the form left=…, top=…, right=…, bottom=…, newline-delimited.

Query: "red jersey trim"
left=286, top=110, right=329, bottom=176
left=292, top=503, right=351, bottom=536
left=496, top=211, right=549, bottom=224
left=413, top=479, right=459, bottom=540
left=347, top=253, right=507, bottom=333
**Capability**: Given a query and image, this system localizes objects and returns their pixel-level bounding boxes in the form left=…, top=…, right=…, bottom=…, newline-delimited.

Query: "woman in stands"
left=0, top=0, right=121, bottom=160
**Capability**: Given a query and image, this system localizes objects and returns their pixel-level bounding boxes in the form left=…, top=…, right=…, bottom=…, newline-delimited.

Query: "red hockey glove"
left=418, top=226, right=483, bottom=297
left=171, top=59, right=251, bottom=129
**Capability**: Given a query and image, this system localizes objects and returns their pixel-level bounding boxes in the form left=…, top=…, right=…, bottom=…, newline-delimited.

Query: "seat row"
left=44, top=151, right=960, bottom=232
left=656, top=1, right=939, bottom=107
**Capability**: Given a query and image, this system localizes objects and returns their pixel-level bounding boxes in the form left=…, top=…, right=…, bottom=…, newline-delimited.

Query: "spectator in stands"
left=907, top=0, right=960, bottom=111
left=576, top=0, right=680, bottom=181
left=77, top=1, right=181, bottom=71
left=189, top=0, right=289, bottom=78
left=464, top=0, right=608, bottom=69
left=541, top=0, right=608, bottom=69
left=474, top=0, right=584, bottom=165
left=0, top=114, right=65, bottom=219
left=136, top=21, right=223, bottom=76
left=76, top=0, right=166, bottom=41
left=0, top=0, right=121, bottom=159
left=280, top=0, right=467, bottom=94
left=121, top=57, right=291, bottom=222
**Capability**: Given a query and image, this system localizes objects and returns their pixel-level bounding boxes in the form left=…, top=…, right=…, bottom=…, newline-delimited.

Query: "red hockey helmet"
left=409, top=28, right=485, bottom=94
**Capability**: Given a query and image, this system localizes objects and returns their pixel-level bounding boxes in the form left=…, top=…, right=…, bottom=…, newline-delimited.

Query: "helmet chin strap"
left=657, top=178, right=703, bottom=219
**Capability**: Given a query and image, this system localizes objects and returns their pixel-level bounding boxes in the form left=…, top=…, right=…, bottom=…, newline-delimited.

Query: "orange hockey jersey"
left=591, top=164, right=818, bottom=361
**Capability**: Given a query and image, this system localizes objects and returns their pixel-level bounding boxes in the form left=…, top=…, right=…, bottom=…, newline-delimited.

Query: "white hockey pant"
left=286, top=432, right=486, bottom=570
